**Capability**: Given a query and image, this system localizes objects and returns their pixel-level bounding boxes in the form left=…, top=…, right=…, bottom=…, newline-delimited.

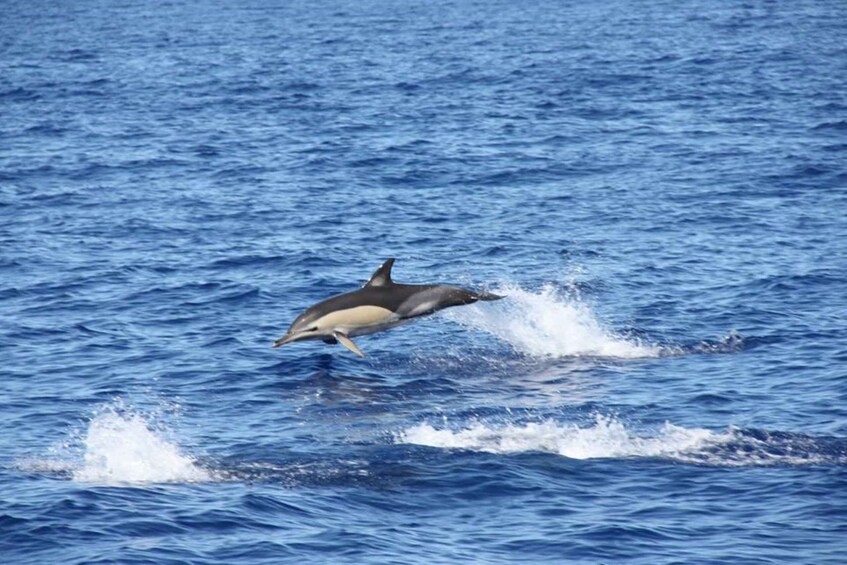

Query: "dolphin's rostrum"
left=273, top=258, right=503, bottom=357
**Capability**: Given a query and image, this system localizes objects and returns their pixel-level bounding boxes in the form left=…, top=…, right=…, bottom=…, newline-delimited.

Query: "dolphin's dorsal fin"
left=363, top=258, right=395, bottom=288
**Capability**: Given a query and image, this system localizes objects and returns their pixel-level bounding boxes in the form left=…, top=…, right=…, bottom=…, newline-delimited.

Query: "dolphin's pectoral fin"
left=334, top=332, right=365, bottom=358
left=323, top=336, right=338, bottom=345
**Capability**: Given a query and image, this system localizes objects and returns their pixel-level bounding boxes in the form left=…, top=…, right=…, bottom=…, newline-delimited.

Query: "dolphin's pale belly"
left=345, top=318, right=411, bottom=337
left=314, top=305, right=408, bottom=337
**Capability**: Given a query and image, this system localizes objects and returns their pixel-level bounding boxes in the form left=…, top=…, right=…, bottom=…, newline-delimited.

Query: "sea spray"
left=446, top=283, right=661, bottom=358
left=397, top=414, right=718, bottom=459
left=69, top=401, right=211, bottom=484
left=73, top=409, right=209, bottom=484
left=396, top=415, right=847, bottom=466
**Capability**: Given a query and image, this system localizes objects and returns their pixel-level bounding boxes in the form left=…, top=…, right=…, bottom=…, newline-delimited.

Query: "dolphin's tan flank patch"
left=315, top=306, right=395, bottom=331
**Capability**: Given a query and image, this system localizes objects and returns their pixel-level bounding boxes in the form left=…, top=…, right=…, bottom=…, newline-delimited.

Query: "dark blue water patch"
left=738, top=272, right=846, bottom=297
left=191, top=144, right=220, bottom=158
left=688, top=392, right=735, bottom=407
left=21, top=122, right=72, bottom=136
left=811, top=120, right=847, bottom=131
left=183, top=285, right=261, bottom=307
left=207, top=254, right=294, bottom=272
left=684, top=331, right=746, bottom=354
left=0, top=87, right=41, bottom=101
left=701, top=428, right=847, bottom=466
left=48, top=48, right=100, bottom=63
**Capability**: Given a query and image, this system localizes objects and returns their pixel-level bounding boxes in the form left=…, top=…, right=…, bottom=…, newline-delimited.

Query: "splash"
left=23, top=402, right=214, bottom=485
left=396, top=416, right=845, bottom=466
left=447, top=283, right=661, bottom=358
left=72, top=407, right=211, bottom=484
left=398, top=415, right=715, bottom=459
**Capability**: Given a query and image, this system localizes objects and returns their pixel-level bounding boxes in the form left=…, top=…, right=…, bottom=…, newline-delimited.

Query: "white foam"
left=397, top=415, right=723, bottom=460
left=71, top=405, right=211, bottom=484
left=447, top=283, right=661, bottom=358
left=397, top=416, right=846, bottom=466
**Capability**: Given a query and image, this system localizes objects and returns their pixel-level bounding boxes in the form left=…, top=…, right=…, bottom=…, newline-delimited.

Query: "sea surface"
left=2, top=0, right=847, bottom=563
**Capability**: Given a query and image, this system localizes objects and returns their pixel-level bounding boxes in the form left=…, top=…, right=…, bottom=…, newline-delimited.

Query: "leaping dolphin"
left=272, top=258, right=503, bottom=357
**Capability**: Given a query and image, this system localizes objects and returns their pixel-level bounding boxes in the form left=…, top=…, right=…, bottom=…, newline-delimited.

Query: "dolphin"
left=272, top=258, right=503, bottom=357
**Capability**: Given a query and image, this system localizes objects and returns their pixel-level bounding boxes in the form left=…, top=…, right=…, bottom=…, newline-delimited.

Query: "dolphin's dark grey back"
left=288, top=258, right=503, bottom=332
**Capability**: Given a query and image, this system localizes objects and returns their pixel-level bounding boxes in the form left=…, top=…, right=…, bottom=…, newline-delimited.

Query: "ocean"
left=2, top=0, right=846, bottom=563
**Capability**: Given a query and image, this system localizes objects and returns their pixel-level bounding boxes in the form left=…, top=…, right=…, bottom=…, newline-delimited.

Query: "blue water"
left=2, top=0, right=847, bottom=562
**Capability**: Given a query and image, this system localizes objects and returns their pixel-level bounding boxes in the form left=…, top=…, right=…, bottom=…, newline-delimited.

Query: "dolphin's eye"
left=307, top=326, right=318, bottom=332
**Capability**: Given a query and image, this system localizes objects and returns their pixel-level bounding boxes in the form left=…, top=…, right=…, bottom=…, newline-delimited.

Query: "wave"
left=20, top=401, right=212, bottom=485
left=396, top=415, right=846, bottom=467
left=446, top=283, right=661, bottom=358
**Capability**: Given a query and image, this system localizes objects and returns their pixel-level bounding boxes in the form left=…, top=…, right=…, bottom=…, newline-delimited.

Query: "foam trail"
left=398, top=415, right=717, bottom=460
left=397, top=416, right=846, bottom=466
left=448, top=283, right=660, bottom=358
left=72, top=405, right=211, bottom=484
